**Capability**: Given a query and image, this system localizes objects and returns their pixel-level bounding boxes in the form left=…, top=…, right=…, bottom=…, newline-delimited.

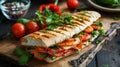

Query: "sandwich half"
left=20, top=11, right=102, bottom=63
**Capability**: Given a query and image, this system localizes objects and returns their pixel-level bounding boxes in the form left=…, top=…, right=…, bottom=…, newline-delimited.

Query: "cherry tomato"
left=26, top=21, right=39, bottom=34
left=12, top=23, right=26, bottom=38
left=67, top=0, right=79, bottom=9
left=91, top=24, right=100, bottom=30
left=84, top=26, right=94, bottom=33
left=77, top=42, right=83, bottom=49
left=81, top=34, right=91, bottom=41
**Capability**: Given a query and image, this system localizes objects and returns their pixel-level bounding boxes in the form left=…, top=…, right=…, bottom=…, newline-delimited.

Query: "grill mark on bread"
left=28, top=34, right=39, bottom=39
left=74, top=15, right=90, bottom=22
left=46, top=32, right=57, bottom=36
left=59, top=27, right=69, bottom=31
left=41, top=35, right=50, bottom=38
left=54, top=30, right=65, bottom=35
left=73, top=18, right=86, bottom=24
left=34, top=32, right=41, bottom=35
left=49, top=31, right=64, bottom=35
left=72, top=21, right=83, bottom=26
left=40, top=30, right=57, bottom=36
left=65, top=25, right=75, bottom=29
left=28, top=33, right=43, bottom=41
left=74, top=11, right=89, bottom=15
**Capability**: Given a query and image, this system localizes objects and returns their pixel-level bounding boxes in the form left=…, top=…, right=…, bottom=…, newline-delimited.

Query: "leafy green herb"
left=49, top=55, right=56, bottom=60
left=46, top=16, right=53, bottom=23
left=96, top=39, right=102, bottom=44
left=18, top=18, right=30, bottom=25
left=34, top=10, right=44, bottom=25
left=13, top=47, right=26, bottom=57
left=13, top=47, right=31, bottom=65
left=61, top=14, right=73, bottom=24
left=34, top=8, right=73, bottom=30
left=92, top=30, right=99, bottom=37
left=98, top=28, right=105, bottom=35
left=80, top=31, right=85, bottom=35
left=47, top=24, right=57, bottom=30
left=39, top=53, right=47, bottom=58
left=19, top=55, right=29, bottom=65
left=94, top=21, right=103, bottom=27
left=101, top=64, right=109, bottom=67
left=75, top=50, right=80, bottom=53
left=50, top=45, right=61, bottom=49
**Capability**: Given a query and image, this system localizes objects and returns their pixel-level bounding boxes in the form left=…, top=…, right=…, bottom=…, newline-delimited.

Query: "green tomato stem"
left=54, top=0, right=59, bottom=5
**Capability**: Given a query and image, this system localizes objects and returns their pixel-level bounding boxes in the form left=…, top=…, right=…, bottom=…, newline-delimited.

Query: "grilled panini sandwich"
left=21, top=11, right=102, bottom=63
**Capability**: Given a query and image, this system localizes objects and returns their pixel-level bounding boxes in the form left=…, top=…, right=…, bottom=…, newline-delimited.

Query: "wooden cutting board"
left=0, top=2, right=120, bottom=67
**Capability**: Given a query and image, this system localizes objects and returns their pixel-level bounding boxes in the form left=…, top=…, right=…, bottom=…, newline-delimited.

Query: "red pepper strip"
left=48, top=4, right=62, bottom=16
left=39, top=4, right=47, bottom=12
left=39, top=4, right=62, bottom=16
left=29, top=49, right=45, bottom=60
left=34, top=46, right=76, bottom=57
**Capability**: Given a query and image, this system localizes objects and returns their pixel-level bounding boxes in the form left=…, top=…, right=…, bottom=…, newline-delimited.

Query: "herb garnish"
left=94, top=21, right=103, bottom=27
left=92, top=30, right=99, bottom=37
left=13, top=47, right=31, bottom=65
left=33, top=8, right=73, bottom=30
left=96, top=39, right=102, bottom=44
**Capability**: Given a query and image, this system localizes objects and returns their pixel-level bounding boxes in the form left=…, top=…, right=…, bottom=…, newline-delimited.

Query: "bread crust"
left=21, top=11, right=101, bottom=47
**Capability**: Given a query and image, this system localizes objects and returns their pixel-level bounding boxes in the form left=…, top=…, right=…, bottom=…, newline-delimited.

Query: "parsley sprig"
left=33, top=8, right=73, bottom=30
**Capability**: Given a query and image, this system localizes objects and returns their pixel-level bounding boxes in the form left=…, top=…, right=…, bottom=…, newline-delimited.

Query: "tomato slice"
left=30, top=50, right=46, bottom=60
left=91, top=24, right=100, bottom=30
left=77, top=42, right=83, bottom=49
left=81, top=34, right=91, bottom=41
left=84, top=26, right=94, bottom=33
left=35, top=47, right=46, bottom=53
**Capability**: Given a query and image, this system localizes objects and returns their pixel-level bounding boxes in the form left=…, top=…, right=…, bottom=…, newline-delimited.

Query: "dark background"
left=0, top=0, right=120, bottom=67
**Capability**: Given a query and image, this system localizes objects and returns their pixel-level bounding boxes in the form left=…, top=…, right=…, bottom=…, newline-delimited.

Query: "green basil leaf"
left=19, top=55, right=29, bottom=65
left=13, top=47, right=25, bottom=57
left=92, top=30, right=99, bottom=37
left=94, top=21, right=103, bottom=27
left=46, top=17, right=52, bottom=23
left=98, top=28, right=105, bottom=35
left=18, top=18, right=30, bottom=25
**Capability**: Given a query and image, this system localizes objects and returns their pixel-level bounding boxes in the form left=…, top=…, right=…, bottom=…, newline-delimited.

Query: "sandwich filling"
left=29, top=22, right=104, bottom=61
left=20, top=11, right=102, bottom=62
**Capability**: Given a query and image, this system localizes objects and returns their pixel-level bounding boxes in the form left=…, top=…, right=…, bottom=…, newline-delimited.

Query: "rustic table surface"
left=0, top=0, right=120, bottom=67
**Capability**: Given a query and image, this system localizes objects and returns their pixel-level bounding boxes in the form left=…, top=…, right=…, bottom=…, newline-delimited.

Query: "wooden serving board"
left=0, top=35, right=95, bottom=67
left=0, top=1, right=120, bottom=67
